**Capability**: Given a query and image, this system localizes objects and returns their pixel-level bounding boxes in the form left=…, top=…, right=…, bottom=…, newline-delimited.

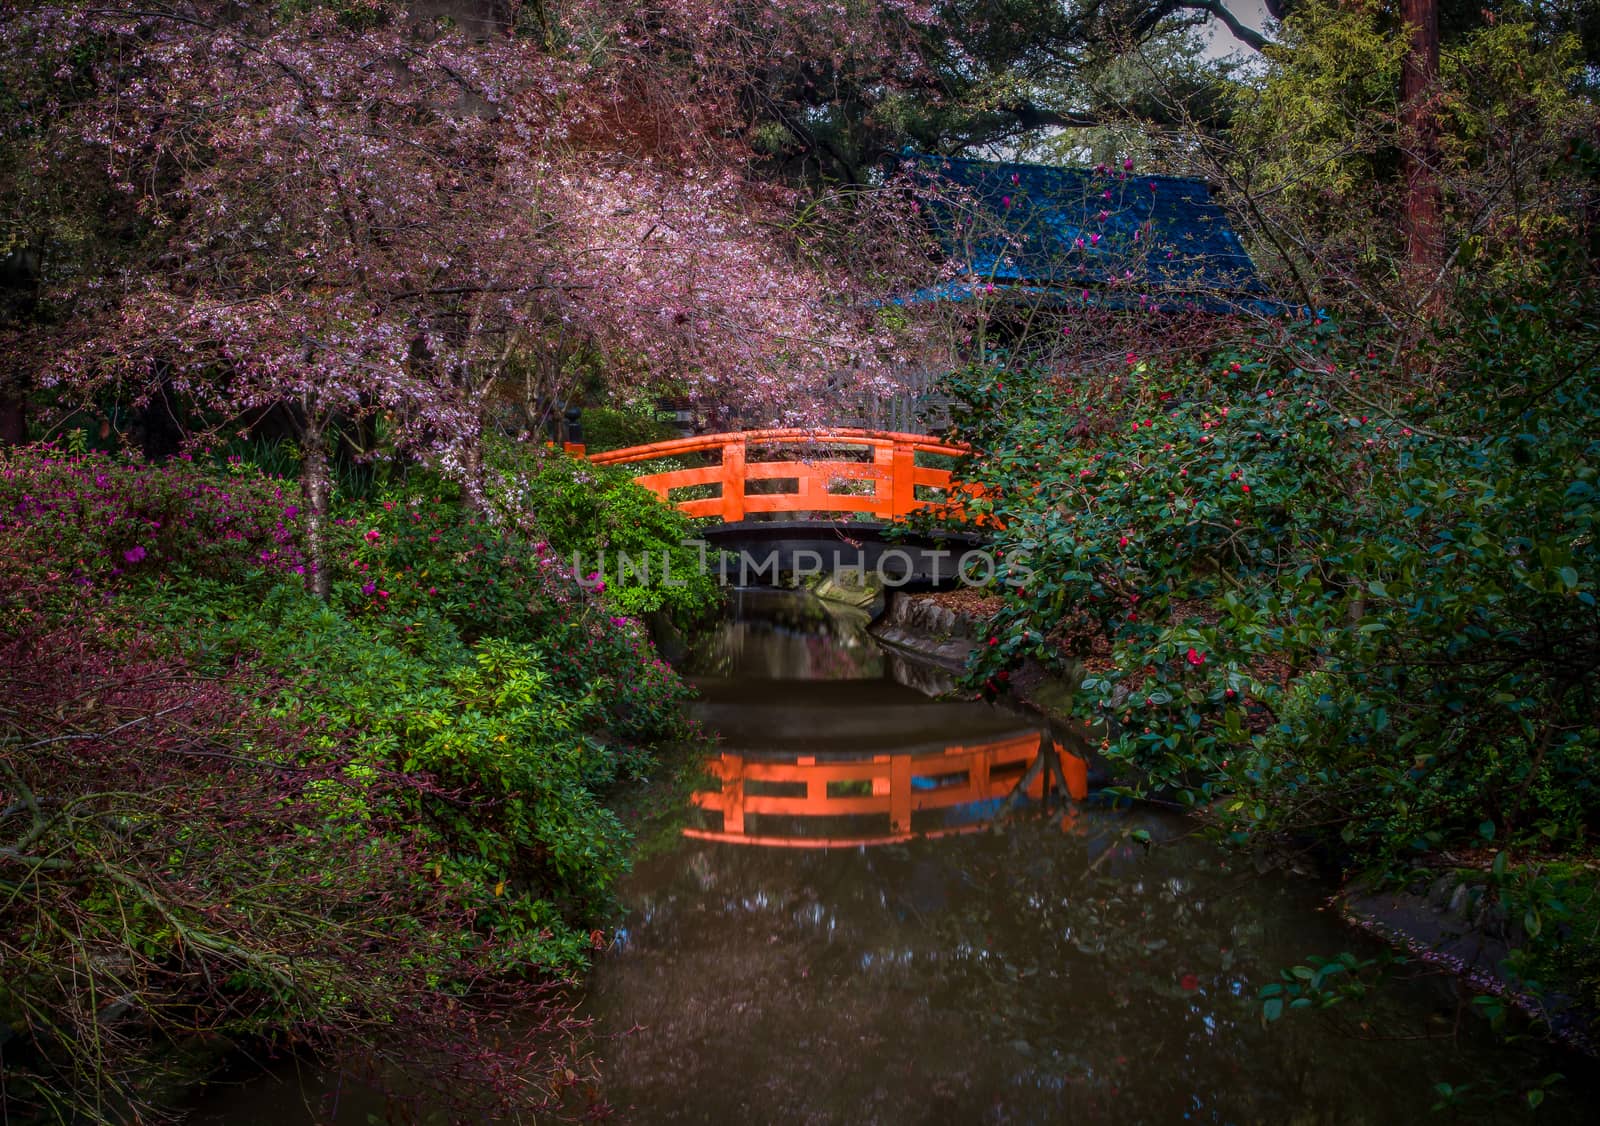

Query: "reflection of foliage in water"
left=679, top=591, right=883, bottom=679
left=588, top=814, right=1593, bottom=1124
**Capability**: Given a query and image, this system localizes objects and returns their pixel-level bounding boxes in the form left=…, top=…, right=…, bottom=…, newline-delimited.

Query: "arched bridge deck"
left=574, top=428, right=987, bottom=585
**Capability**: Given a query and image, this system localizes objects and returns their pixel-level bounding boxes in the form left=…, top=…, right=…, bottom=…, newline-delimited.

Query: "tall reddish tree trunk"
left=1400, top=0, right=1442, bottom=306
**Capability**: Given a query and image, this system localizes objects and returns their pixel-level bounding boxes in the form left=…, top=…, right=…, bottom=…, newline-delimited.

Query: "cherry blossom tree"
left=1, top=1, right=922, bottom=590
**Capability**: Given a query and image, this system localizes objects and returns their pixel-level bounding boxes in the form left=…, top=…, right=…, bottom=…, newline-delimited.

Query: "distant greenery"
left=578, top=403, right=680, bottom=453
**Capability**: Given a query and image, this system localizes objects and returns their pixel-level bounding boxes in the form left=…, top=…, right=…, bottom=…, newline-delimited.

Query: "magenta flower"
left=124, top=545, right=147, bottom=564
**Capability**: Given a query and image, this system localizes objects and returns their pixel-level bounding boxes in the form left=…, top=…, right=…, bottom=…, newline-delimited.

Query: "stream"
left=191, top=589, right=1593, bottom=1123
left=581, top=590, right=1592, bottom=1123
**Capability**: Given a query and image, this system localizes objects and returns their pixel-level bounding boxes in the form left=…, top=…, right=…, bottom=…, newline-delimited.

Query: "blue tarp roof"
left=900, top=153, right=1293, bottom=316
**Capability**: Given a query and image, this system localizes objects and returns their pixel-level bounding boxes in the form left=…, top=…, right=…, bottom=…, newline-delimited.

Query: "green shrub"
left=952, top=294, right=1598, bottom=869
left=162, top=584, right=636, bottom=970
left=5, top=447, right=698, bottom=981
left=485, top=445, right=721, bottom=624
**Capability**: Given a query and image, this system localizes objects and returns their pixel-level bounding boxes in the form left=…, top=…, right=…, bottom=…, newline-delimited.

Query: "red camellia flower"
left=1186, top=648, right=1205, bottom=666
left=1180, top=974, right=1200, bottom=991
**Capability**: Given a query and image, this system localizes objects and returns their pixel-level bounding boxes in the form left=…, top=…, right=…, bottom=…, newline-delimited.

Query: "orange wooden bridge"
left=569, top=428, right=988, bottom=585
left=685, top=732, right=1089, bottom=849
left=574, top=428, right=975, bottom=523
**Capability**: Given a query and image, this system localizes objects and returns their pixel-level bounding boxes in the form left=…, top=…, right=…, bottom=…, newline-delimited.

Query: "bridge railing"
left=579, top=428, right=973, bottom=523
left=685, top=733, right=1088, bottom=848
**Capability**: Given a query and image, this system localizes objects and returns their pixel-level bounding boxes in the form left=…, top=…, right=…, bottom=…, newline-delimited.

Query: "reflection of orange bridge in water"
left=687, top=732, right=1089, bottom=849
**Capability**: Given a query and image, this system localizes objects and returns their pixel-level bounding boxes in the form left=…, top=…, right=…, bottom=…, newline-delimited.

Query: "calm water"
left=582, top=590, right=1593, bottom=1124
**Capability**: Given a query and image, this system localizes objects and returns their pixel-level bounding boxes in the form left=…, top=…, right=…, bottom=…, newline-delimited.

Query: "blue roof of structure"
left=900, top=153, right=1291, bottom=315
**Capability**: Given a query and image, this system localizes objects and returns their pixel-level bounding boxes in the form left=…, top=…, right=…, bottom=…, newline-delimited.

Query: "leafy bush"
left=485, top=445, right=721, bottom=624
left=952, top=296, right=1598, bottom=868
left=0, top=578, right=597, bottom=1123
left=1, top=447, right=700, bottom=1120
left=135, top=476, right=698, bottom=969
left=331, top=483, right=694, bottom=746
left=163, top=585, right=637, bottom=970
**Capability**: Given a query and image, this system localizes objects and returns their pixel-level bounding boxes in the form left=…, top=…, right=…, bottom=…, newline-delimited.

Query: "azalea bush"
left=331, top=483, right=583, bottom=644
left=129, top=464, right=699, bottom=970
left=953, top=283, right=1599, bottom=869
left=0, top=448, right=308, bottom=605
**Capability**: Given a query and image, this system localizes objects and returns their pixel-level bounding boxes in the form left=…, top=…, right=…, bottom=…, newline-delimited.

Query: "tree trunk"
left=462, top=434, right=485, bottom=513
left=1, top=247, right=39, bottom=444
left=0, top=378, right=26, bottom=446
left=301, top=416, right=333, bottom=599
left=1400, top=0, right=1442, bottom=308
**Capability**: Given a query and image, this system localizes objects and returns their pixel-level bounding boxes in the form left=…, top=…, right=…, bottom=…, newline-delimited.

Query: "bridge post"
left=721, top=439, right=746, bottom=522
left=875, top=439, right=916, bottom=519
left=722, top=754, right=745, bottom=835
left=889, top=755, right=912, bottom=834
